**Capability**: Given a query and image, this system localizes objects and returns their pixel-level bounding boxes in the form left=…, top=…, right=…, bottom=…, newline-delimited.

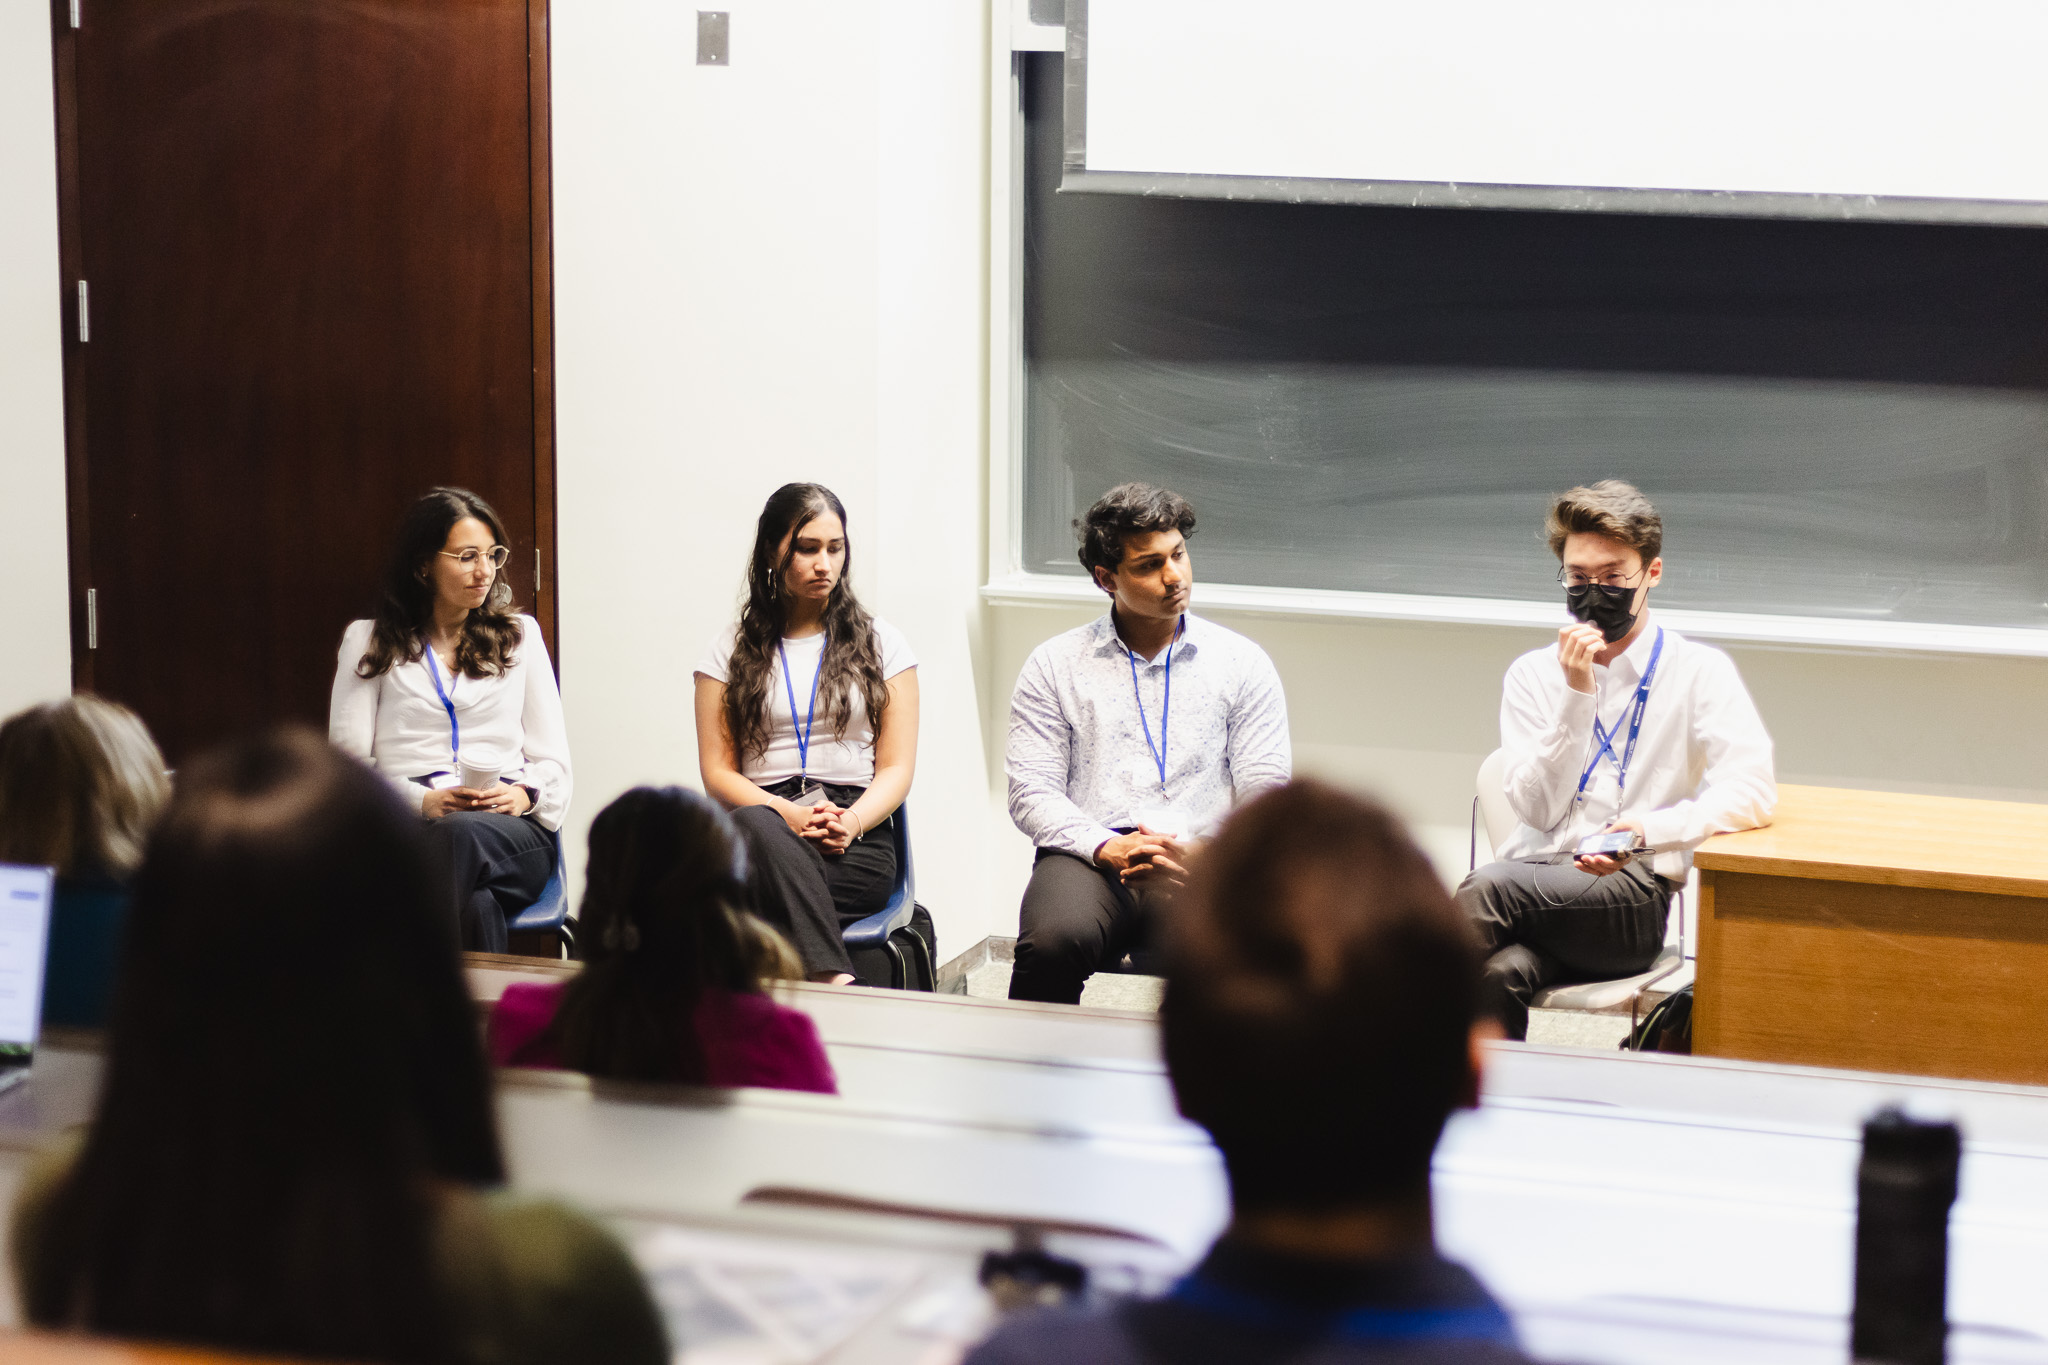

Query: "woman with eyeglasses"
left=330, top=487, right=571, bottom=951
left=693, top=483, right=918, bottom=984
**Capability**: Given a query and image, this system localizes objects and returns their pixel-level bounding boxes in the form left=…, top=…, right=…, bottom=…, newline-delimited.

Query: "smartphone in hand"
left=1576, top=829, right=1644, bottom=859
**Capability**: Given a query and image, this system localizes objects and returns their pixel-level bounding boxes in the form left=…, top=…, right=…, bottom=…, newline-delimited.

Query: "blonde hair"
left=0, top=696, right=171, bottom=878
left=737, top=910, right=806, bottom=987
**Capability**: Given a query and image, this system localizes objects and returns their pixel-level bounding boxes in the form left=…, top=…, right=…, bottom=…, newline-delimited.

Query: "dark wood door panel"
left=67, top=0, right=550, bottom=762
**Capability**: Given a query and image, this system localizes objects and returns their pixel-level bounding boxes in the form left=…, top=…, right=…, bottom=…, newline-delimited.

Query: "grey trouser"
left=1456, top=857, right=1671, bottom=1041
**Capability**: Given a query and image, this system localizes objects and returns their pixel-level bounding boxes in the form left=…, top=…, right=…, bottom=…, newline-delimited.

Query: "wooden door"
left=50, top=0, right=557, bottom=763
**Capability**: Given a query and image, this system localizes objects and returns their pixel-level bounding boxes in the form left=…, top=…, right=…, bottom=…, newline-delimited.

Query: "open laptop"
left=0, top=863, right=55, bottom=1095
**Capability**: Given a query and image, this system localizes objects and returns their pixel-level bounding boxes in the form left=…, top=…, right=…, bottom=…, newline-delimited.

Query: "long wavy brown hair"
left=722, top=484, right=888, bottom=769
left=355, top=488, right=523, bottom=681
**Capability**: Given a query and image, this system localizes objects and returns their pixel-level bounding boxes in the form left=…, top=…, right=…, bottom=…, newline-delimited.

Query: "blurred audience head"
left=550, top=784, right=800, bottom=1082
left=29, top=725, right=500, bottom=1361
left=0, top=695, right=169, bottom=880
left=1163, top=778, right=1484, bottom=1213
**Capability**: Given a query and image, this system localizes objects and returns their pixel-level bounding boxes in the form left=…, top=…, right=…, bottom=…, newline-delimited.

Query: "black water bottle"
left=1851, top=1107, right=1961, bottom=1365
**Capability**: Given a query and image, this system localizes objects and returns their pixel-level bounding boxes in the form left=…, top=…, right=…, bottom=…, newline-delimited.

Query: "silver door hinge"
left=76, top=281, right=88, bottom=342
left=86, top=589, right=97, bottom=649
left=70, top=0, right=80, bottom=30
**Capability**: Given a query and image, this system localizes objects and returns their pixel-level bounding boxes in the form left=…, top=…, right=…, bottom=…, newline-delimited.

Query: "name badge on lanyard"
left=1128, top=617, right=1183, bottom=836
left=1577, top=627, right=1664, bottom=807
left=422, top=638, right=460, bottom=763
left=779, top=636, right=825, bottom=801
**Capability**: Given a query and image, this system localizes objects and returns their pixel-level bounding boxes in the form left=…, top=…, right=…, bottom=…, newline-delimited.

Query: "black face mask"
left=1565, top=583, right=1640, bottom=644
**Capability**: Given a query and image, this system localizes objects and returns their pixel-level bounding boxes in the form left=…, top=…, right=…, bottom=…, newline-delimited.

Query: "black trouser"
left=730, top=778, right=898, bottom=982
left=1457, top=857, right=1672, bottom=1041
left=423, top=810, right=556, bottom=954
left=1009, top=848, right=1156, bottom=1005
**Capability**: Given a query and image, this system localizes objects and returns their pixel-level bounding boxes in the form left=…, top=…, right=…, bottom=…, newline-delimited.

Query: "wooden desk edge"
left=1693, top=853, right=2048, bottom=899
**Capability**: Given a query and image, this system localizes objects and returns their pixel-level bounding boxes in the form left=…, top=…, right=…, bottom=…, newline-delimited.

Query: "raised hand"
left=1557, top=621, right=1605, bottom=695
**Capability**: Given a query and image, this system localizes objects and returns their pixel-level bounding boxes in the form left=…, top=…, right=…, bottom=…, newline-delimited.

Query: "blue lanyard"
left=778, top=637, right=825, bottom=778
left=1577, top=627, right=1664, bottom=803
left=1167, top=1273, right=1518, bottom=1347
left=421, top=638, right=459, bottom=760
left=1125, top=616, right=1182, bottom=793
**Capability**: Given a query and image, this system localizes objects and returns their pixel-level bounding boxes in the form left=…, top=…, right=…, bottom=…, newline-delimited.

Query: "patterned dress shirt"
left=1007, top=611, right=1292, bottom=861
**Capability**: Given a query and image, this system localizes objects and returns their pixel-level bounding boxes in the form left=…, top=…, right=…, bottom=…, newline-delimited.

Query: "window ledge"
left=979, top=572, right=2048, bottom=659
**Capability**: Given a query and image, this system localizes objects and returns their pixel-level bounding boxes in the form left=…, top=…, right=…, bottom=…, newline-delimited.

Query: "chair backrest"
left=885, top=802, right=914, bottom=917
left=1474, top=748, right=1516, bottom=863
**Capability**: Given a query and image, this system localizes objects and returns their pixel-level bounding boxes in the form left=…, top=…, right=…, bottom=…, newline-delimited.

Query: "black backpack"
left=1624, top=984, right=1693, bottom=1053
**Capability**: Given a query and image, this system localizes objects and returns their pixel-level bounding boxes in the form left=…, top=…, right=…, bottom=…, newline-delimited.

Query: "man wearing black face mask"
left=1457, top=481, right=1777, bottom=1040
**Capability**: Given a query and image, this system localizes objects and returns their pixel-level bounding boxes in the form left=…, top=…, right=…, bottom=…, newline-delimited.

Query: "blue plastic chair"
left=506, top=827, right=576, bottom=958
left=839, top=804, right=929, bottom=990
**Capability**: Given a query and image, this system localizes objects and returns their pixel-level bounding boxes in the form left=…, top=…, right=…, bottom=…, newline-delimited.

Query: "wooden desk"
left=1695, top=783, right=2048, bottom=1085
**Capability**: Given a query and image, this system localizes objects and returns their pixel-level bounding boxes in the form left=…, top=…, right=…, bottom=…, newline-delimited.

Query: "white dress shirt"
left=694, top=618, right=917, bottom=787
left=1492, top=613, right=1776, bottom=880
left=1007, top=611, right=1292, bottom=861
left=329, top=615, right=573, bottom=831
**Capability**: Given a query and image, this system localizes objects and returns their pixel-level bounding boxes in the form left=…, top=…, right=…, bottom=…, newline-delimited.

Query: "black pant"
left=1457, top=857, right=1671, bottom=1041
left=423, top=811, right=556, bottom=954
left=1009, top=848, right=1156, bottom=1005
left=730, top=779, right=898, bottom=981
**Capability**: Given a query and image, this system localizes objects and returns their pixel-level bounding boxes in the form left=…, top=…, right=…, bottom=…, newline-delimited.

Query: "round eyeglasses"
left=440, top=545, right=510, bottom=572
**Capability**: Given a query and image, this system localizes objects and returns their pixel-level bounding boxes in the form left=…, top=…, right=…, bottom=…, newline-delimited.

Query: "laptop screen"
left=0, top=864, right=55, bottom=1061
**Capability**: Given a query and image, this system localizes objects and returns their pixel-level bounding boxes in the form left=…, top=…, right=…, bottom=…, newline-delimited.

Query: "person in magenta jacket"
left=489, top=786, right=836, bottom=1094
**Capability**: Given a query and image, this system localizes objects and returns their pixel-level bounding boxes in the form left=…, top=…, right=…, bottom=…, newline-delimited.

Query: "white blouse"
left=328, top=615, right=572, bottom=831
left=695, top=618, right=916, bottom=787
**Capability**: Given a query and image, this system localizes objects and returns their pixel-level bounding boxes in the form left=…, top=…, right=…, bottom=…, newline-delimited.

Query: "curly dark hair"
left=1075, top=482, right=1197, bottom=581
left=355, top=488, right=522, bottom=681
left=722, top=484, right=889, bottom=769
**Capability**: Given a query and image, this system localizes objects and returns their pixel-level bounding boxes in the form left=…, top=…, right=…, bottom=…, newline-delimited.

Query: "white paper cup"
left=458, top=752, right=501, bottom=792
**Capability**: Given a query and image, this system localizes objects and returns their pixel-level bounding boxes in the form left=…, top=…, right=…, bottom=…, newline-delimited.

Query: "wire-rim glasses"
left=1557, top=563, right=1647, bottom=590
left=440, top=545, right=510, bottom=571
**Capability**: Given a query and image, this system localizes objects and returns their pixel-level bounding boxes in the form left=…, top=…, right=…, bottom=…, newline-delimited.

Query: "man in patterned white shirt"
left=1006, top=483, right=1292, bottom=1004
left=1461, top=481, right=1776, bottom=1040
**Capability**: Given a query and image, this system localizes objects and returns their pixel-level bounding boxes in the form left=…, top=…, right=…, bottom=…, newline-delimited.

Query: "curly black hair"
left=1075, top=482, right=1197, bottom=579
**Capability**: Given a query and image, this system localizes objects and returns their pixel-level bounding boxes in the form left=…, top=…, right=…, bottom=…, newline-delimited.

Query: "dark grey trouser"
left=424, top=810, right=556, bottom=954
left=1456, top=857, right=1671, bottom=1041
left=730, top=782, right=897, bottom=981
left=1009, top=848, right=1153, bottom=1006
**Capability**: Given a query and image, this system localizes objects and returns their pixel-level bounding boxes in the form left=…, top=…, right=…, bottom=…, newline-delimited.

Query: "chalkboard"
left=1021, top=55, right=2048, bottom=630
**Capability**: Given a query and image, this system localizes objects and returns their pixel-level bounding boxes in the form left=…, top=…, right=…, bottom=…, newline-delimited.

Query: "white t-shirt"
left=695, top=618, right=916, bottom=786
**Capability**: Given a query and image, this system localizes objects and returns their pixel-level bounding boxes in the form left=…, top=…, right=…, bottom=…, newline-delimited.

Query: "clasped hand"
left=780, top=796, right=859, bottom=855
left=1096, top=825, right=1195, bottom=891
left=423, top=783, right=531, bottom=819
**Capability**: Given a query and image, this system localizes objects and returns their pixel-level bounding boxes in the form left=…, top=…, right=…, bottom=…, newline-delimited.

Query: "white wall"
left=0, top=3, right=73, bottom=720
left=550, top=0, right=1012, bottom=955
left=4, top=1, right=2043, bottom=964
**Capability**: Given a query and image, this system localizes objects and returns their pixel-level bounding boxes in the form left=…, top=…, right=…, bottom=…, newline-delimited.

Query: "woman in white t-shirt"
left=693, top=483, right=919, bottom=983
left=330, top=487, right=571, bottom=952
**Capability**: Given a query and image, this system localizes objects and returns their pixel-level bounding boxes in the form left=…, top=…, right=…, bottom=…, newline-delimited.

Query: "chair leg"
left=910, top=930, right=935, bottom=992
left=558, top=918, right=577, bottom=962
left=882, top=937, right=906, bottom=991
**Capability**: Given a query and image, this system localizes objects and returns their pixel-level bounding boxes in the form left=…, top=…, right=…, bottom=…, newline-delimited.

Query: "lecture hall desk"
left=1694, top=783, right=2048, bottom=1085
